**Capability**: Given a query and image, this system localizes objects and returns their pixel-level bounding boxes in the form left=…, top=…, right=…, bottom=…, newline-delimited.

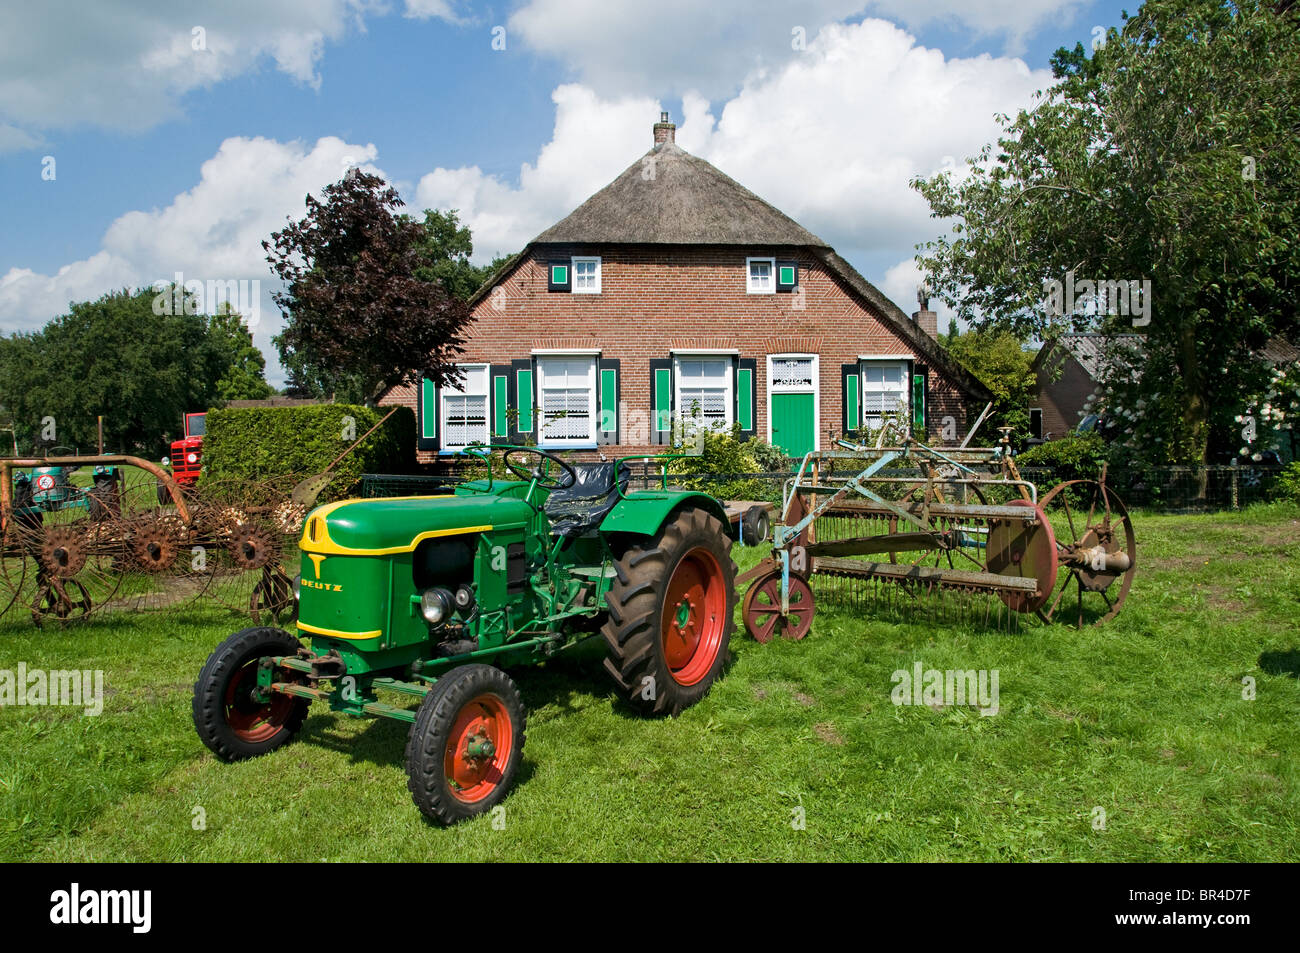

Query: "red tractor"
left=159, top=412, right=206, bottom=503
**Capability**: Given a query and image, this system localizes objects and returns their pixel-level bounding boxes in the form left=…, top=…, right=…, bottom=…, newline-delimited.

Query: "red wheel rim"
left=444, top=693, right=513, bottom=803
left=742, top=571, right=815, bottom=643
left=224, top=662, right=297, bottom=743
left=660, top=547, right=727, bottom=686
left=985, top=500, right=1058, bottom=613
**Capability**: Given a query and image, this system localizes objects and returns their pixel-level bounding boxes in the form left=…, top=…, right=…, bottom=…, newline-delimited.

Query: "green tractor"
left=193, top=447, right=738, bottom=824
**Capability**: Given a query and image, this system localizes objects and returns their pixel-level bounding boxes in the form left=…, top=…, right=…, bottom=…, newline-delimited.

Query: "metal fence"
left=363, top=463, right=1291, bottom=513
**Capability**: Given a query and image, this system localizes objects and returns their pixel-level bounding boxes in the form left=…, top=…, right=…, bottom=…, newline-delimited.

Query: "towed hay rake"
left=0, top=455, right=304, bottom=625
left=740, top=430, right=1137, bottom=641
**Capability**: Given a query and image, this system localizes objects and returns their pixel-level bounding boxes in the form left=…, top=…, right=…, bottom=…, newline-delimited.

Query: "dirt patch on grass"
left=813, top=722, right=844, bottom=745
left=793, top=692, right=815, bottom=707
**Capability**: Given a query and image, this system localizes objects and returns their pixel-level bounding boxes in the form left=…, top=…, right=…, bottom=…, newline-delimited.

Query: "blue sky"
left=0, top=1, right=1134, bottom=382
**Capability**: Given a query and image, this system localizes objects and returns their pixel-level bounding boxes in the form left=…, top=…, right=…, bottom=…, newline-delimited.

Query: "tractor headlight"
left=187, top=452, right=198, bottom=464
left=420, top=588, right=453, bottom=626
left=161, top=456, right=170, bottom=467
left=293, top=574, right=301, bottom=602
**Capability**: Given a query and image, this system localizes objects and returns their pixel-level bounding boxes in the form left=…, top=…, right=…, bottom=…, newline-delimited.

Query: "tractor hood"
left=299, top=494, right=534, bottom=556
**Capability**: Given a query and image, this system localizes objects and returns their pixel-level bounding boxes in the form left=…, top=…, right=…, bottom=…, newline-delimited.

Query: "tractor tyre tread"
left=405, top=664, right=526, bottom=826
left=192, top=626, right=309, bottom=762
left=600, top=506, right=737, bottom=717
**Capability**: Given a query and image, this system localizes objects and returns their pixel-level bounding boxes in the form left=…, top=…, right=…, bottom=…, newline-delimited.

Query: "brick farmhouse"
left=381, top=116, right=990, bottom=463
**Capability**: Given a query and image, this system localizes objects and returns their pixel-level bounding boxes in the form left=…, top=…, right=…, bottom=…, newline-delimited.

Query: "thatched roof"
left=533, top=142, right=829, bottom=247
left=464, top=137, right=989, bottom=401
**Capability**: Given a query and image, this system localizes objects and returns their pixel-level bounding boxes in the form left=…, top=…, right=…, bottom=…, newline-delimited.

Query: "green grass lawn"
left=1, top=504, right=1297, bottom=861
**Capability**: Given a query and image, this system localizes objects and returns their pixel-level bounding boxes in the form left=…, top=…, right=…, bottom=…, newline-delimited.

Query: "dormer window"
left=746, top=257, right=775, bottom=294
left=572, top=257, right=601, bottom=294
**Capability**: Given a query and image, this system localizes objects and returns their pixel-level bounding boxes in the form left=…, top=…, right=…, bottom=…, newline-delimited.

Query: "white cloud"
left=0, top=1, right=384, bottom=138
left=416, top=20, right=1052, bottom=317
left=415, top=85, right=662, bottom=258
left=0, top=136, right=381, bottom=384
left=403, top=0, right=467, bottom=22
left=0, top=123, right=43, bottom=154
left=868, top=0, right=1090, bottom=54
left=508, top=0, right=1081, bottom=95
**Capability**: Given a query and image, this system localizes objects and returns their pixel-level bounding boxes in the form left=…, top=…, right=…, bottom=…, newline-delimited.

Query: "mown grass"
left=0, top=504, right=1296, bottom=861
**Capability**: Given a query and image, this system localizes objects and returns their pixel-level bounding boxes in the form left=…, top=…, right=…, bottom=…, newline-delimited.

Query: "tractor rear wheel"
left=601, top=506, right=737, bottom=716
left=405, top=664, right=526, bottom=826
left=193, top=627, right=310, bottom=762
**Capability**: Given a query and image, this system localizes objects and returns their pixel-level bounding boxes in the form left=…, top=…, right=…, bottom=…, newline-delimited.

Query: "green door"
left=771, top=392, right=815, bottom=458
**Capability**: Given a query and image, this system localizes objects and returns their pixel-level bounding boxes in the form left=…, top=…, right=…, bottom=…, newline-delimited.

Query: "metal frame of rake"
left=739, top=425, right=1137, bottom=641
left=0, top=455, right=303, bottom=626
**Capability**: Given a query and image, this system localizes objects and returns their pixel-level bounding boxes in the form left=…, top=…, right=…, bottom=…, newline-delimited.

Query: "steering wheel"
left=501, top=447, right=577, bottom=491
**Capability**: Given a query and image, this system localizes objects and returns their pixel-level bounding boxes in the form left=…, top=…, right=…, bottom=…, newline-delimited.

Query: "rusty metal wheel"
left=986, top=500, right=1059, bottom=614
left=1038, top=479, right=1137, bottom=627
left=227, top=522, right=280, bottom=570
left=742, top=569, right=815, bottom=643
left=250, top=565, right=297, bottom=626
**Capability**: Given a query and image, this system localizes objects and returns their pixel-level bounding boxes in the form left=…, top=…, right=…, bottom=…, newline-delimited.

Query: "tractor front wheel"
left=405, top=664, right=526, bottom=826
left=601, top=506, right=737, bottom=716
left=192, top=627, right=310, bottom=762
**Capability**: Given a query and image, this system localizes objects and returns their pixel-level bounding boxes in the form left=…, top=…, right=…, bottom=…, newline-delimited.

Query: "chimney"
left=653, top=111, right=676, bottom=146
left=913, top=284, right=938, bottom=340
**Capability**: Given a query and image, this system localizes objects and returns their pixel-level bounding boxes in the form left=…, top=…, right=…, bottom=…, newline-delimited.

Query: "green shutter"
left=654, top=367, right=671, bottom=432
left=420, top=377, right=437, bottom=440
left=493, top=373, right=508, bottom=437
left=912, top=372, right=926, bottom=433
left=846, top=374, right=859, bottom=430
left=600, top=368, right=617, bottom=433
left=737, top=367, right=753, bottom=431
left=516, top=368, right=533, bottom=433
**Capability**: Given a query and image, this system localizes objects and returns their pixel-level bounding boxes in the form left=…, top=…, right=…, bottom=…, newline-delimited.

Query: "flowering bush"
left=1238, top=360, right=1300, bottom=463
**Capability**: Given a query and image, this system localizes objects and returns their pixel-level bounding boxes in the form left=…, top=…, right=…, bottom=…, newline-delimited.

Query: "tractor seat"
left=543, top=462, right=629, bottom=538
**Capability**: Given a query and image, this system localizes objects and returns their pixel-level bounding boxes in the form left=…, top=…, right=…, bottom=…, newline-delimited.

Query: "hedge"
left=200, top=403, right=416, bottom=500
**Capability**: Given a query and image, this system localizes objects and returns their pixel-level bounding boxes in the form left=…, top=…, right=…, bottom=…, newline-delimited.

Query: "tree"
left=0, top=287, right=268, bottom=453
left=409, top=209, right=513, bottom=301
left=943, top=329, right=1038, bottom=443
left=208, top=304, right=274, bottom=402
left=913, top=0, right=1300, bottom=466
left=265, top=170, right=474, bottom=404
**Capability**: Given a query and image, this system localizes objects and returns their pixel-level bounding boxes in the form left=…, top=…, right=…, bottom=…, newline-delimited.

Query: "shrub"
left=667, top=424, right=775, bottom=502
left=1274, top=462, right=1300, bottom=504
left=1016, top=432, right=1109, bottom=484
left=201, top=403, right=416, bottom=500
left=747, top=437, right=792, bottom=473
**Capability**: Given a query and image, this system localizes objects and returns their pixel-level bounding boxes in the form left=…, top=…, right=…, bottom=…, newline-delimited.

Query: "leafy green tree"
left=409, top=209, right=513, bottom=301
left=943, top=329, right=1038, bottom=443
left=208, top=304, right=274, bottom=402
left=265, top=171, right=476, bottom=403
left=913, top=0, right=1300, bottom=465
left=0, top=287, right=267, bottom=453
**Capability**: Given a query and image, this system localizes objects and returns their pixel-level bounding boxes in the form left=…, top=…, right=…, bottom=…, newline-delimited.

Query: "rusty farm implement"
left=0, top=455, right=304, bottom=625
left=739, top=430, right=1137, bottom=640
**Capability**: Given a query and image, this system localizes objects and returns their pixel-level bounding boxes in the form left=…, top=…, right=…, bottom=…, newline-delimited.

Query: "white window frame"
left=439, top=363, right=490, bottom=451
left=673, top=354, right=734, bottom=432
left=860, top=359, right=910, bottom=431
left=571, top=256, right=601, bottom=294
left=746, top=256, right=776, bottom=294
left=765, top=353, right=820, bottom=452
left=535, top=355, right=598, bottom=448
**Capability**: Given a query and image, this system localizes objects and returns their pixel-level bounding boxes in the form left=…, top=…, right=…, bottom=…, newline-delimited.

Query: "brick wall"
left=1035, top=350, right=1095, bottom=440
left=381, top=244, right=972, bottom=464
